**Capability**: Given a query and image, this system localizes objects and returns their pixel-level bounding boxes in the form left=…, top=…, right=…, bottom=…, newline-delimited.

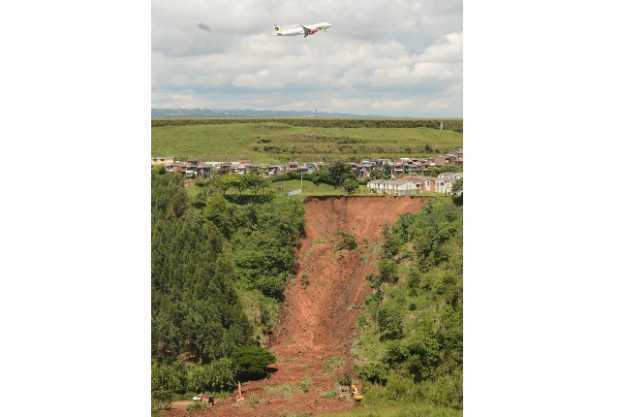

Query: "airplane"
left=272, top=22, right=332, bottom=38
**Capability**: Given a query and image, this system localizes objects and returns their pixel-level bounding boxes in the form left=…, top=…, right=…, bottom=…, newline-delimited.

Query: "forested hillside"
left=151, top=166, right=463, bottom=416
left=151, top=168, right=304, bottom=410
left=352, top=196, right=463, bottom=410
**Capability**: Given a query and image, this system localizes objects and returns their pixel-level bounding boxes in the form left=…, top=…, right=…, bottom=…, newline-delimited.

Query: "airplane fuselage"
left=273, top=22, right=332, bottom=37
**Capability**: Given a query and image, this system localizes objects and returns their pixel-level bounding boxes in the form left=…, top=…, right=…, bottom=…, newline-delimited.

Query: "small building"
left=170, top=161, right=187, bottom=174
left=367, top=179, right=424, bottom=196
left=267, top=165, right=284, bottom=176
left=436, top=172, right=463, bottom=193
left=303, top=162, right=319, bottom=174
left=402, top=175, right=435, bottom=192
left=286, top=161, right=300, bottom=172
left=218, top=162, right=232, bottom=175
left=233, top=161, right=254, bottom=175
left=392, top=162, right=404, bottom=176
left=357, top=162, right=373, bottom=178
left=184, top=161, right=200, bottom=178
left=196, top=163, right=213, bottom=177
left=349, top=162, right=362, bottom=177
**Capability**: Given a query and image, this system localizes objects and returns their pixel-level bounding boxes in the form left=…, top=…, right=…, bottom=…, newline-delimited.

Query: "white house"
left=436, top=172, right=463, bottom=193
left=367, top=179, right=424, bottom=196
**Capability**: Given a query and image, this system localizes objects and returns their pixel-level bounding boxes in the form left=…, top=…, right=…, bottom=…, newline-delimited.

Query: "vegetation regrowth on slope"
left=352, top=196, right=463, bottom=411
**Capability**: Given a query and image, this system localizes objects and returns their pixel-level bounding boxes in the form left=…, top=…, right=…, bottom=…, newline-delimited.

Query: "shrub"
left=335, top=231, right=357, bottom=251
left=407, top=267, right=422, bottom=295
left=327, top=161, right=352, bottom=187
left=185, top=364, right=208, bottom=393
left=253, top=273, right=288, bottom=300
left=385, top=372, right=414, bottom=401
left=376, top=305, right=403, bottom=341
left=377, top=260, right=398, bottom=284
left=366, top=273, right=381, bottom=290
left=343, top=178, right=359, bottom=194
left=151, top=361, right=183, bottom=410
left=416, top=370, right=463, bottom=409
left=358, top=362, right=389, bottom=385
left=186, top=358, right=236, bottom=392
left=452, top=178, right=463, bottom=206
left=231, top=346, right=276, bottom=381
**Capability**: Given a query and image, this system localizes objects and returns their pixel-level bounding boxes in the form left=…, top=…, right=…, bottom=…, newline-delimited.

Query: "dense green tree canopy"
left=151, top=169, right=304, bottom=409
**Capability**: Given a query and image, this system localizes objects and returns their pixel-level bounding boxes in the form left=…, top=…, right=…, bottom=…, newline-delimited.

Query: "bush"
left=357, top=362, right=389, bottom=385
left=377, top=260, right=398, bottom=284
left=186, top=358, right=236, bottom=392
left=151, top=361, right=183, bottom=410
left=327, top=161, right=352, bottom=187
left=452, top=178, right=463, bottom=206
left=376, top=306, right=403, bottom=341
left=231, top=346, right=276, bottom=381
left=407, top=267, right=422, bottom=295
left=335, top=230, right=357, bottom=251
left=415, top=370, right=463, bottom=409
left=343, top=178, right=358, bottom=194
left=385, top=372, right=414, bottom=401
left=253, top=273, right=288, bottom=300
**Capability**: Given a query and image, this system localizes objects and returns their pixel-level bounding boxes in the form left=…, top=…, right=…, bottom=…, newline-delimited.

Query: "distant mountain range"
left=152, top=108, right=383, bottom=119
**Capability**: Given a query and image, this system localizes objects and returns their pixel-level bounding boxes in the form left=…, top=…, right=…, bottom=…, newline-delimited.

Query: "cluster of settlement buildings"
left=151, top=158, right=323, bottom=178
left=152, top=148, right=463, bottom=196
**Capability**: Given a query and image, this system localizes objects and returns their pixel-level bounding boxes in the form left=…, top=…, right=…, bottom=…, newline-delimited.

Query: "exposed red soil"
left=167, top=196, right=427, bottom=417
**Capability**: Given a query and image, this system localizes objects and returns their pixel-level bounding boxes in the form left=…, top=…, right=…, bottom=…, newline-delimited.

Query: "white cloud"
left=152, top=0, right=462, bottom=116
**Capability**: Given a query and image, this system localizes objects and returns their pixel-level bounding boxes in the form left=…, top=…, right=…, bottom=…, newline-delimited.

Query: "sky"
left=152, top=0, right=462, bottom=117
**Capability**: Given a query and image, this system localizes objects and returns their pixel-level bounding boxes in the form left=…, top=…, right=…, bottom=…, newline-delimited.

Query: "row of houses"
left=152, top=157, right=325, bottom=178
left=350, top=151, right=463, bottom=178
left=367, top=172, right=463, bottom=196
left=152, top=148, right=463, bottom=180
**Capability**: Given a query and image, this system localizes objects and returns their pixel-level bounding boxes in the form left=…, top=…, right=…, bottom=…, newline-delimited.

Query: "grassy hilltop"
left=151, top=119, right=463, bottom=163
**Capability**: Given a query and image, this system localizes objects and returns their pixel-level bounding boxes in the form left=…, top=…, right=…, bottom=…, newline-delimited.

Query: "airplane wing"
left=300, top=25, right=311, bottom=38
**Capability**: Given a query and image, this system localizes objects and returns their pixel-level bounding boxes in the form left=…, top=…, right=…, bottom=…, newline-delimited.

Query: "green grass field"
left=271, top=179, right=370, bottom=197
left=186, top=178, right=370, bottom=201
left=152, top=120, right=463, bottom=163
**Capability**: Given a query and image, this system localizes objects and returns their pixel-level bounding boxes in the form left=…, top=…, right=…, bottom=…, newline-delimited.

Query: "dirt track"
left=168, top=196, right=427, bottom=417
